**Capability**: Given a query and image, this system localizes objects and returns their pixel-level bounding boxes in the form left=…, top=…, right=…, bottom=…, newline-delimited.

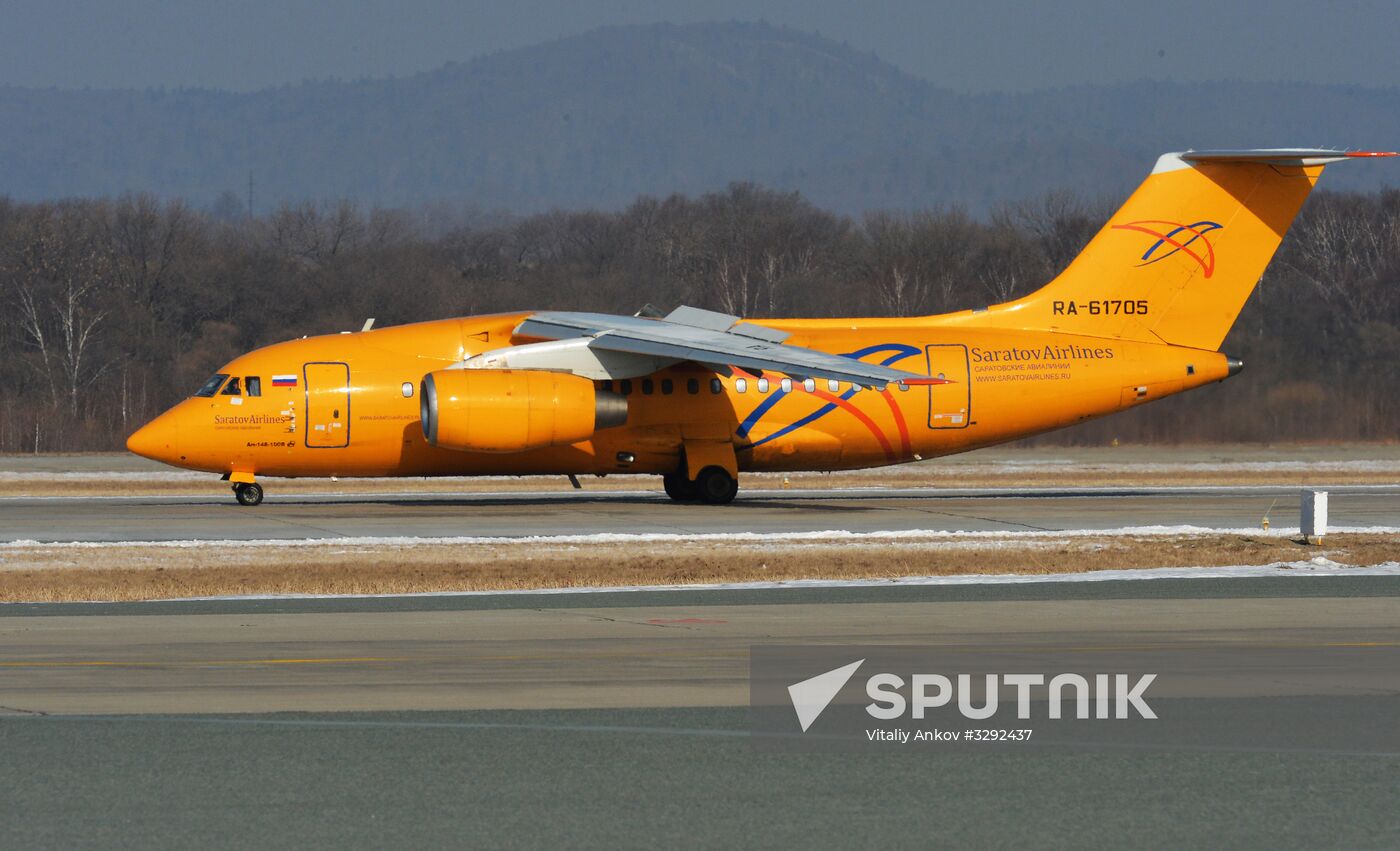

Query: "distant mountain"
left=2, top=21, right=1398, bottom=213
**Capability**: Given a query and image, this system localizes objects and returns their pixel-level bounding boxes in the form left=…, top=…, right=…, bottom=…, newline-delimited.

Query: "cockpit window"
left=195, top=374, right=229, bottom=397
left=245, top=377, right=262, bottom=397
left=221, top=376, right=242, bottom=396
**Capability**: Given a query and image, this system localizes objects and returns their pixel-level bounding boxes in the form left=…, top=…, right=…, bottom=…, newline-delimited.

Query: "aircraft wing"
left=514, top=306, right=931, bottom=386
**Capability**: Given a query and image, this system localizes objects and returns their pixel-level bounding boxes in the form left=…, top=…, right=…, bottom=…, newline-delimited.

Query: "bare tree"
left=6, top=209, right=117, bottom=417
left=1281, top=192, right=1395, bottom=326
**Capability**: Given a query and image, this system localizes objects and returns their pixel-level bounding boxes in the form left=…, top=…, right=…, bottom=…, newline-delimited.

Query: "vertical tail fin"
left=980, top=149, right=1395, bottom=351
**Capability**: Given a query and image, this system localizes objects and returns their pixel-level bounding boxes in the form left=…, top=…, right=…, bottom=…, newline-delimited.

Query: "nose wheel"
left=233, top=482, right=264, bottom=506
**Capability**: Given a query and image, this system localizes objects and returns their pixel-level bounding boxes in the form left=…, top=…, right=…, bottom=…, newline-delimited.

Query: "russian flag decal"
left=272, top=374, right=298, bottom=387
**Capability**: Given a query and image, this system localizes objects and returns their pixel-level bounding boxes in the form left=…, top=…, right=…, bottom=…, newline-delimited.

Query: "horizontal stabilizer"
left=1165, top=148, right=1396, bottom=169
left=1182, top=148, right=1396, bottom=163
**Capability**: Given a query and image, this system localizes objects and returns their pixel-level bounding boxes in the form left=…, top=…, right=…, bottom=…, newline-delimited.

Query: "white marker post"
left=1301, top=490, right=1328, bottom=545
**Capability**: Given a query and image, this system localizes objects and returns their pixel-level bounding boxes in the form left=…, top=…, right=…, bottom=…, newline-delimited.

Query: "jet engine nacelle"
left=420, top=369, right=627, bottom=453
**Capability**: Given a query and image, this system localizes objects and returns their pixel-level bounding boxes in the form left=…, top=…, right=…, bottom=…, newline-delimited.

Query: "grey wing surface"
left=514, top=307, right=929, bottom=386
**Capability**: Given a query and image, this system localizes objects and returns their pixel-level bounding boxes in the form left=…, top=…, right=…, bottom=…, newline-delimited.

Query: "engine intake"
left=420, top=369, right=627, bottom=453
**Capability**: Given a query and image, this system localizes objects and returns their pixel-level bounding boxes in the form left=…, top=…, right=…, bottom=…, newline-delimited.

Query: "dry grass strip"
left=2, top=533, right=1396, bottom=603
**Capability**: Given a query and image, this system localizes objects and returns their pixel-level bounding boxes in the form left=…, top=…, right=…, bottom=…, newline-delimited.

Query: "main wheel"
left=234, top=482, right=264, bottom=506
left=695, top=466, right=738, bottom=505
left=662, top=472, right=700, bottom=502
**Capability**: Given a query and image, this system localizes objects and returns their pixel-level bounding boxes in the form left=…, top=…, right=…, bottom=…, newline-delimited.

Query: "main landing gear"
left=663, top=466, right=737, bottom=505
left=233, top=482, right=264, bottom=506
left=663, top=472, right=699, bottom=501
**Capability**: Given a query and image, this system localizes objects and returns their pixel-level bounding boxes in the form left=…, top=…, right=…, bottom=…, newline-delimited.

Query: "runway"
left=4, top=484, right=1400, bottom=542
left=5, top=480, right=1399, bottom=845
left=3, top=578, right=1400, bottom=846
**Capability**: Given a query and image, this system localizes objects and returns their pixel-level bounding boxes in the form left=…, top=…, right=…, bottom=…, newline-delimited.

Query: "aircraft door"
left=304, top=362, right=350, bottom=448
left=925, top=344, right=971, bottom=429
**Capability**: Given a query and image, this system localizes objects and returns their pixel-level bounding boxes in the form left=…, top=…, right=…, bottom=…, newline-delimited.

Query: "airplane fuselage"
left=134, top=311, right=1230, bottom=480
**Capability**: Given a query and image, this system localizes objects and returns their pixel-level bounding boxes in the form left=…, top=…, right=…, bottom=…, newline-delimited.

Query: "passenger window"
left=401, top=381, right=414, bottom=397
left=710, top=378, right=723, bottom=395
left=221, top=376, right=242, bottom=396
left=687, top=378, right=699, bottom=395
left=661, top=379, right=673, bottom=395
left=601, top=380, right=613, bottom=392
left=195, top=374, right=229, bottom=397
left=828, top=379, right=840, bottom=392
left=642, top=379, right=654, bottom=395
left=735, top=378, right=748, bottom=394
left=780, top=378, right=792, bottom=393
left=803, top=378, right=815, bottom=393
left=756, top=378, right=769, bottom=393
left=245, top=377, right=262, bottom=397
left=620, top=379, right=633, bottom=395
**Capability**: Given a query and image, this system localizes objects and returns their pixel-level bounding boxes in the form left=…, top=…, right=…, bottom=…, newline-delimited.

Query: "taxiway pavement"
left=2, top=577, right=1400, bottom=714
left=3, top=578, right=1400, bottom=847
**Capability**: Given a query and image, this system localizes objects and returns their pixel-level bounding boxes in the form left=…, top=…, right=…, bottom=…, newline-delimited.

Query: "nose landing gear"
left=233, top=482, right=264, bottom=506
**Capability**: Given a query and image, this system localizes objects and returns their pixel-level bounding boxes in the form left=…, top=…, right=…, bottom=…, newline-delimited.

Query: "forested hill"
left=3, top=20, right=1400, bottom=213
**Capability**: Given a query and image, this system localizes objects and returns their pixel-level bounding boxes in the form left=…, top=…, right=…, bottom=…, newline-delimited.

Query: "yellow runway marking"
left=0, top=650, right=743, bottom=667
left=1323, top=642, right=1398, bottom=648
left=2, top=640, right=1397, bottom=670
left=1019, top=640, right=1400, bottom=653
left=0, top=657, right=404, bottom=668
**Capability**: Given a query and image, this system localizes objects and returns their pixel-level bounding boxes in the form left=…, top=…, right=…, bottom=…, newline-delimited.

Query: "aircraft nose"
left=126, top=411, right=179, bottom=462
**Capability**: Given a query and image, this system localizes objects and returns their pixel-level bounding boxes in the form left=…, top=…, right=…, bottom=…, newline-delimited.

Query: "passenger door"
left=925, top=344, right=971, bottom=429
left=304, top=362, right=350, bottom=448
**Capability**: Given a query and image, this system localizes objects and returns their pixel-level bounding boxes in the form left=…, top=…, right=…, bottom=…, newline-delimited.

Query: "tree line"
left=2, top=184, right=1397, bottom=453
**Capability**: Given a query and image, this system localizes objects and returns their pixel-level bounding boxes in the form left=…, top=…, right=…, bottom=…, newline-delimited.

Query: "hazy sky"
left=1, top=0, right=1394, bottom=93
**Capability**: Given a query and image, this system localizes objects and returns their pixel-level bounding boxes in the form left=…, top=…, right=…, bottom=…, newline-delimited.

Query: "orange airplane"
left=127, top=149, right=1394, bottom=505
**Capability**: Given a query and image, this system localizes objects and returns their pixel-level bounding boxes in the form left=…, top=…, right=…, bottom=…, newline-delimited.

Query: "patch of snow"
left=5, top=525, right=1399, bottom=550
